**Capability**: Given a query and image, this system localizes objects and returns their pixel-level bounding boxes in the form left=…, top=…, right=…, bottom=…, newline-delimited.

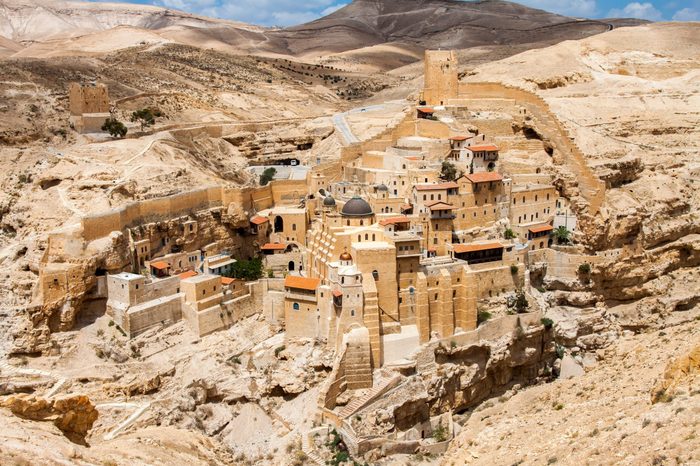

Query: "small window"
left=292, top=224, right=297, bottom=231
left=351, top=310, right=355, bottom=316
left=372, top=270, right=379, bottom=281
left=293, top=303, right=300, bottom=310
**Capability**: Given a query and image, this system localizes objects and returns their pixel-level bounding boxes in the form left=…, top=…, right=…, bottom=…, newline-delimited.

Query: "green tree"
left=439, top=161, right=460, bottom=182
left=514, top=290, right=529, bottom=314
left=504, top=228, right=516, bottom=240
left=223, top=257, right=263, bottom=281
left=102, top=118, right=127, bottom=138
left=259, top=167, right=277, bottom=186
left=130, top=108, right=157, bottom=132
left=553, top=225, right=571, bottom=244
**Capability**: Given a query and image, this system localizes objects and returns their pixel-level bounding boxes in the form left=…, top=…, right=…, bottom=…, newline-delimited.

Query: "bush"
left=130, top=108, right=158, bottom=132
left=102, top=118, right=127, bottom=138
left=450, top=340, right=457, bottom=349
left=510, top=264, right=518, bottom=275
left=432, top=422, right=447, bottom=442
left=224, top=257, right=264, bottom=281
left=477, top=310, right=492, bottom=325
left=259, top=167, right=277, bottom=186
left=541, top=317, right=554, bottom=330
left=578, top=263, right=591, bottom=274
left=504, top=228, right=516, bottom=240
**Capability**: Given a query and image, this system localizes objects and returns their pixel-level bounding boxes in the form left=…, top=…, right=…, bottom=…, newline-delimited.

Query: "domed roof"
left=323, top=195, right=336, bottom=206
left=339, top=249, right=352, bottom=261
left=376, top=184, right=388, bottom=192
left=341, top=195, right=373, bottom=217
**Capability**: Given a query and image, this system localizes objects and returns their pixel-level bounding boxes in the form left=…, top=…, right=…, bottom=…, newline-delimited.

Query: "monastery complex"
left=31, top=50, right=608, bottom=454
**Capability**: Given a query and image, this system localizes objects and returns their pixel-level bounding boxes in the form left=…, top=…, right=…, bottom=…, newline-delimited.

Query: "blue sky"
left=107, top=0, right=700, bottom=26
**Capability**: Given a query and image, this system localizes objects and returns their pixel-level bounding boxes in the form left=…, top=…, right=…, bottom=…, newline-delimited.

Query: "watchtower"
left=422, top=50, right=458, bottom=106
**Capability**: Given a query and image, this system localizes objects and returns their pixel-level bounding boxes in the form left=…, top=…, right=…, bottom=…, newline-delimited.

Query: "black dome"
left=376, top=184, right=388, bottom=191
left=341, top=196, right=373, bottom=217
left=323, top=195, right=336, bottom=206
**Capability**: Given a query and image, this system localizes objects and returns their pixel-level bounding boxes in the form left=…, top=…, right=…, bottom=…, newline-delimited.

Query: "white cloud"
left=517, top=0, right=598, bottom=17
left=672, top=7, right=700, bottom=20
left=321, top=3, right=347, bottom=16
left=177, top=0, right=346, bottom=26
left=608, top=2, right=663, bottom=20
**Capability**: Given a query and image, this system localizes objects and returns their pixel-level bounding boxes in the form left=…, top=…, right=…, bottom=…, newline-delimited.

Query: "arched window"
left=293, top=303, right=300, bottom=310
left=365, top=234, right=368, bottom=240
left=535, top=195, right=538, bottom=202
left=360, top=219, right=364, bottom=226
left=372, top=234, right=375, bottom=241
left=350, top=310, right=355, bottom=317
left=372, top=270, right=379, bottom=281
left=292, top=224, right=297, bottom=231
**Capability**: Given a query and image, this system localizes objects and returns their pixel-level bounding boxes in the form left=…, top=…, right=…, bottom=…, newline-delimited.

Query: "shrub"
left=477, top=310, right=492, bottom=325
left=578, top=263, right=591, bottom=274
left=432, top=421, right=447, bottom=442
left=541, top=317, right=554, bottom=330
left=96, top=329, right=104, bottom=337
left=259, top=167, right=277, bottom=186
left=108, top=320, right=115, bottom=327
left=504, top=228, right=516, bottom=240
left=102, top=118, right=127, bottom=138
left=267, top=269, right=274, bottom=278
left=450, top=340, right=457, bottom=349
left=510, top=264, right=518, bottom=275
left=554, top=403, right=564, bottom=410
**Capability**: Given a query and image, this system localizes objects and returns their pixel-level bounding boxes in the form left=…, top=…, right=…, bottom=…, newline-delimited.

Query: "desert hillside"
left=0, top=1, right=698, bottom=465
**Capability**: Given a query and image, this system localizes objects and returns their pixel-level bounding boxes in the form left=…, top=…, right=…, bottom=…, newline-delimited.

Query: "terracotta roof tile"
left=178, top=270, right=198, bottom=279
left=250, top=215, right=268, bottom=225
left=150, top=261, right=169, bottom=270
left=261, top=242, right=286, bottom=250
left=332, top=290, right=343, bottom=298
left=379, top=216, right=410, bottom=226
left=220, top=277, right=235, bottom=285
left=449, top=135, right=468, bottom=141
left=529, top=224, right=554, bottom=234
left=465, top=172, right=503, bottom=183
left=453, top=242, right=504, bottom=253
left=417, top=107, right=434, bottom=113
left=284, top=275, right=320, bottom=291
left=468, top=144, right=499, bottom=152
left=427, top=202, right=454, bottom=211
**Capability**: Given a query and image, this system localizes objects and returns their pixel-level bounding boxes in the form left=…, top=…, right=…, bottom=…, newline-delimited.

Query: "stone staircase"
left=338, top=374, right=401, bottom=419
left=300, top=431, right=324, bottom=466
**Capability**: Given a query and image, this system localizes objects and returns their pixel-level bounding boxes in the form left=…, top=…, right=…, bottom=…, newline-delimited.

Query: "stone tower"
left=422, top=50, right=458, bottom=106
left=68, top=83, right=111, bottom=133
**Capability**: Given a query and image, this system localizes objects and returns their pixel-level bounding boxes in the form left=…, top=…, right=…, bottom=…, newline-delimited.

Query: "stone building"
left=69, top=83, right=111, bottom=133
left=421, top=50, right=458, bottom=106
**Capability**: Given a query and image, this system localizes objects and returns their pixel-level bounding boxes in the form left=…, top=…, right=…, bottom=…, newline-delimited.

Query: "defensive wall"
left=457, top=82, right=605, bottom=214
left=80, top=180, right=308, bottom=242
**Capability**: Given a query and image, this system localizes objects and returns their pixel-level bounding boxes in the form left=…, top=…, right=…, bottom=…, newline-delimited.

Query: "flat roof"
left=453, top=242, right=504, bottom=253
left=114, top=272, right=142, bottom=280
left=182, top=274, right=219, bottom=284
left=352, top=241, right=394, bottom=250
left=284, top=275, right=320, bottom=291
left=414, top=182, right=459, bottom=191
left=449, top=135, right=469, bottom=141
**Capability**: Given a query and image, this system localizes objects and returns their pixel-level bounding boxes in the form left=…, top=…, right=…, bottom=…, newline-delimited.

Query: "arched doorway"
left=274, top=216, right=284, bottom=233
left=288, top=261, right=295, bottom=271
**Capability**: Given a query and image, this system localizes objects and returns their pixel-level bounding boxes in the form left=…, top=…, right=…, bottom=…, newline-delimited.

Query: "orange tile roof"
left=453, top=242, right=504, bottom=253
left=414, top=182, right=459, bottom=191
left=529, top=224, right=554, bottom=234
left=220, top=277, right=235, bottom=285
left=150, top=261, right=169, bottom=270
left=261, top=242, right=286, bottom=250
left=332, top=290, right=343, bottom=298
left=427, top=202, right=454, bottom=211
left=465, top=172, right=503, bottom=183
left=449, top=135, right=468, bottom=141
left=178, top=270, right=198, bottom=279
left=250, top=215, right=268, bottom=225
left=379, top=216, right=410, bottom=226
left=284, top=275, right=320, bottom=291
left=405, top=156, right=422, bottom=161
left=417, top=107, right=434, bottom=113
left=401, top=204, right=413, bottom=210
left=468, top=144, right=499, bottom=152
